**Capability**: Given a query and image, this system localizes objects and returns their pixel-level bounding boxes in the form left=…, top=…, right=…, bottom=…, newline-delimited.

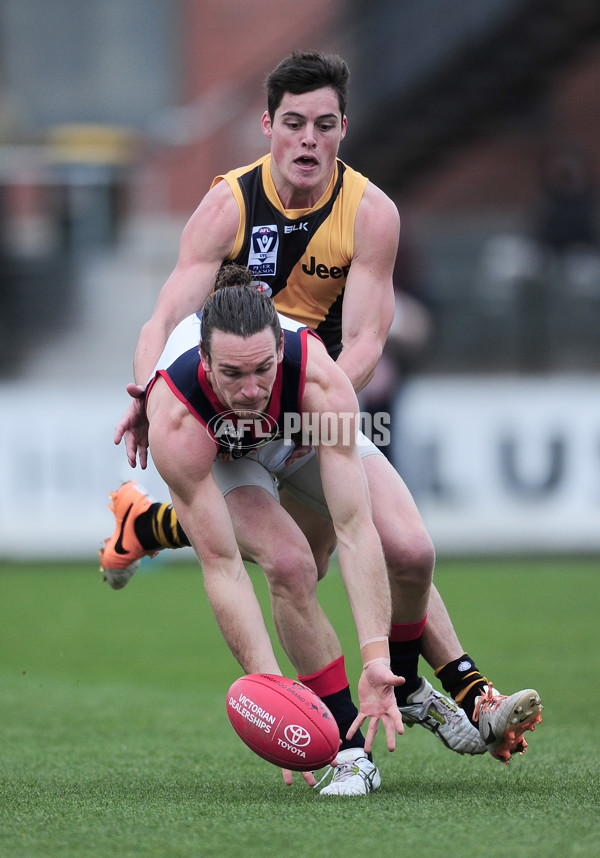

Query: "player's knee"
left=385, top=530, right=435, bottom=591
left=263, top=545, right=318, bottom=601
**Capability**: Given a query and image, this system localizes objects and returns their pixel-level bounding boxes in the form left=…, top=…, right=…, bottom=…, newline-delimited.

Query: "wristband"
left=360, top=635, right=389, bottom=667
left=359, top=635, right=388, bottom=647
left=362, top=657, right=391, bottom=670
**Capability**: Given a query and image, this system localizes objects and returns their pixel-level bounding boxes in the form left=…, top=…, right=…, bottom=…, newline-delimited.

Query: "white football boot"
left=317, top=748, right=381, bottom=796
left=398, top=677, right=486, bottom=755
left=473, top=684, right=543, bottom=764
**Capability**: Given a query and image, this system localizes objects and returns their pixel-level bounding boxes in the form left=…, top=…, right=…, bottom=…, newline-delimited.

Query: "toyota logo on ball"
left=284, top=724, right=311, bottom=747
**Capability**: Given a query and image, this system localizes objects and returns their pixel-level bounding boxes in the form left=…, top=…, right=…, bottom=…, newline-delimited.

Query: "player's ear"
left=340, top=115, right=348, bottom=141
left=262, top=110, right=273, bottom=139
left=200, top=345, right=211, bottom=372
left=277, top=332, right=284, bottom=362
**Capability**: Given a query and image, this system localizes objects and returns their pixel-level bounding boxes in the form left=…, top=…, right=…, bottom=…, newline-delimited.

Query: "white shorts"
left=213, top=433, right=382, bottom=518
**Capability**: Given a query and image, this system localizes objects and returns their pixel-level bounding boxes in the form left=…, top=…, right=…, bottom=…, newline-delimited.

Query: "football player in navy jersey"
left=143, top=276, right=405, bottom=793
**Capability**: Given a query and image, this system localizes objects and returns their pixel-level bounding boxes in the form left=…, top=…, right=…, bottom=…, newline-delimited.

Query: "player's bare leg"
left=420, top=585, right=464, bottom=667
left=278, top=487, right=337, bottom=581
left=224, top=484, right=340, bottom=676
left=363, top=453, right=433, bottom=625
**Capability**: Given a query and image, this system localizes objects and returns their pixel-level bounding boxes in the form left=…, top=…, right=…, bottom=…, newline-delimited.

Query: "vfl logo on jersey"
left=248, top=225, right=278, bottom=277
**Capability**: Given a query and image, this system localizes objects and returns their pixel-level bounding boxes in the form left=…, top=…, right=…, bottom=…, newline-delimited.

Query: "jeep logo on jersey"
left=248, top=225, right=278, bottom=277
left=206, top=409, right=279, bottom=451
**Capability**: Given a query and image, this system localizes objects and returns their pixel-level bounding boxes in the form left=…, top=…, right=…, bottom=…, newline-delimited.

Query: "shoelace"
left=472, top=683, right=506, bottom=723
left=313, top=759, right=356, bottom=790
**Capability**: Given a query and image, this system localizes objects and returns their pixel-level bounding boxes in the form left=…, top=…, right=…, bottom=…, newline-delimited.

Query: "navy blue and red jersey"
left=148, top=327, right=316, bottom=460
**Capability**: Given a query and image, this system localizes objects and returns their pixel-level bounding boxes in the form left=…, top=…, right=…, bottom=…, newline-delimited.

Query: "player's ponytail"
left=214, top=262, right=253, bottom=290
left=201, top=264, right=281, bottom=360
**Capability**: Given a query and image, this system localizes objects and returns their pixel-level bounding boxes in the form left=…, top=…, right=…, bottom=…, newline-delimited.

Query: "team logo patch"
left=207, top=409, right=279, bottom=454
left=248, top=224, right=278, bottom=277
left=458, top=660, right=474, bottom=672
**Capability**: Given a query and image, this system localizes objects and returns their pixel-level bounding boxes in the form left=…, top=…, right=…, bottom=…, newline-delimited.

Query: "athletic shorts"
left=212, top=433, right=382, bottom=519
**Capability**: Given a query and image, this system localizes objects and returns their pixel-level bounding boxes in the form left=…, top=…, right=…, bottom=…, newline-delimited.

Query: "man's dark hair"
left=265, top=50, right=349, bottom=120
left=201, top=272, right=281, bottom=361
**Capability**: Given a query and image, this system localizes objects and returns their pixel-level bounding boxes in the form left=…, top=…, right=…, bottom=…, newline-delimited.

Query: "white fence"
left=1, top=377, right=599, bottom=559
left=396, top=376, right=600, bottom=554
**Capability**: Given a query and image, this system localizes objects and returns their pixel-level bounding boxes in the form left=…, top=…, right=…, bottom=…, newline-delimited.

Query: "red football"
left=226, top=673, right=339, bottom=771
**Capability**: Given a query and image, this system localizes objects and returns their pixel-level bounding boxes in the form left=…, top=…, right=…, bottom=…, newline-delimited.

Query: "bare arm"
left=134, top=180, right=240, bottom=386
left=146, top=377, right=280, bottom=675
left=336, top=182, right=399, bottom=393
left=303, top=337, right=390, bottom=641
left=115, top=180, right=240, bottom=468
left=302, top=338, right=403, bottom=749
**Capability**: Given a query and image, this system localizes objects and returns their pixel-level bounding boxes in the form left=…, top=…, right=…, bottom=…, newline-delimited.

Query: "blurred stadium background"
left=2, top=0, right=600, bottom=558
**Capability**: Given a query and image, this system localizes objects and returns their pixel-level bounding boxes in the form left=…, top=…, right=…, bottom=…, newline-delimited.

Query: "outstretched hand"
left=114, top=383, right=149, bottom=469
left=346, top=661, right=405, bottom=752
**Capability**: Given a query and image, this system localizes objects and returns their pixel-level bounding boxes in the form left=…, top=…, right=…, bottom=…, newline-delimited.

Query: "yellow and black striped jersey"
left=212, top=154, right=368, bottom=359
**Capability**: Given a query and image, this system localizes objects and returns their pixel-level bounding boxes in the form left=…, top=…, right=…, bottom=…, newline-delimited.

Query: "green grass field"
left=1, top=556, right=599, bottom=858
